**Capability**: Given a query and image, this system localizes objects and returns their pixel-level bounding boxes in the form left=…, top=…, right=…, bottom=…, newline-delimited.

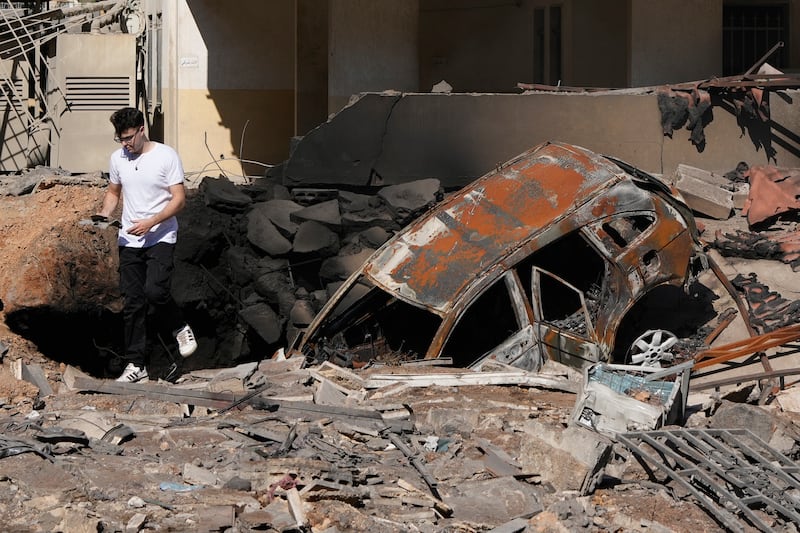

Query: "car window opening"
left=309, top=277, right=442, bottom=366
left=601, top=214, right=654, bottom=248
left=442, top=278, right=520, bottom=367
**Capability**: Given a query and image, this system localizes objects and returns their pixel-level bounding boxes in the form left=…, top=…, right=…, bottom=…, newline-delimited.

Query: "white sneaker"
left=116, top=363, right=149, bottom=383
left=174, top=324, right=198, bottom=358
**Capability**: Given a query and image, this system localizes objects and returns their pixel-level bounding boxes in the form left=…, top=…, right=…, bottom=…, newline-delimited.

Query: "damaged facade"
left=2, top=1, right=800, bottom=179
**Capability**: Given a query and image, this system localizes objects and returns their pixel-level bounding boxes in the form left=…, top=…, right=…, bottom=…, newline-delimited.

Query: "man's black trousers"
left=118, top=242, right=183, bottom=367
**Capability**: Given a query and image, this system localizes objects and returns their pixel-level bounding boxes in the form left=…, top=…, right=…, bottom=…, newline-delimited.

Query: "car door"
left=439, top=271, right=544, bottom=371
left=531, top=267, right=601, bottom=368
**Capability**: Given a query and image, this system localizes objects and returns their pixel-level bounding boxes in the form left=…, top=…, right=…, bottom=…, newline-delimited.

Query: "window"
left=723, top=5, right=788, bottom=76
left=313, top=276, right=442, bottom=365
left=533, top=5, right=562, bottom=85
left=536, top=269, right=591, bottom=338
left=442, top=277, right=521, bottom=367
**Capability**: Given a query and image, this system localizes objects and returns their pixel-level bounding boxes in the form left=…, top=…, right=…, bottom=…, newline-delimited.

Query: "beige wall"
left=329, top=0, right=419, bottom=113
left=630, top=0, right=722, bottom=86
left=287, top=90, right=800, bottom=188
left=162, top=0, right=296, bottom=179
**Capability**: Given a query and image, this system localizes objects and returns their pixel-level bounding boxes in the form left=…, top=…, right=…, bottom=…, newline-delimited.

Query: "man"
left=97, top=107, right=197, bottom=383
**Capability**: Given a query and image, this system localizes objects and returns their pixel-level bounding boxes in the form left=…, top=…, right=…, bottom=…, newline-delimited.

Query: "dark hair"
left=110, top=107, right=144, bottom=135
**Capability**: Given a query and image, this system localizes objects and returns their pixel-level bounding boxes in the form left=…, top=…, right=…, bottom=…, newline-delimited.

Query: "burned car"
left=290, top=141, right=704, bottom=371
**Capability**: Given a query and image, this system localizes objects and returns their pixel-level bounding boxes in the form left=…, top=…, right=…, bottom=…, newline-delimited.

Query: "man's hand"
left=127, top=218, right=156, bottom=236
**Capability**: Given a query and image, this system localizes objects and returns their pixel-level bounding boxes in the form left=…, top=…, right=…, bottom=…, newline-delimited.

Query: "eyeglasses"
left=114, top=127, right=141, bottom=144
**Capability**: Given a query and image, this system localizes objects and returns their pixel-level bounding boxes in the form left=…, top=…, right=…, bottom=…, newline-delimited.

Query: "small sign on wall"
left=180, top=56, right=199, bottom=68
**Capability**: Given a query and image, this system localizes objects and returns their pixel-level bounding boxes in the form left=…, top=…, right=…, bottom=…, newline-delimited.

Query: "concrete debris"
left=674, top=163, right=734, bottom=220
left=1, top=354, right=756, bottom=531
left=199, top=175, right=253, bottom=211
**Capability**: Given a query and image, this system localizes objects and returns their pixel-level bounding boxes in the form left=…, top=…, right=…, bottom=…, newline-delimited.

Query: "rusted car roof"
left=365, top=142, right=626, bottom=312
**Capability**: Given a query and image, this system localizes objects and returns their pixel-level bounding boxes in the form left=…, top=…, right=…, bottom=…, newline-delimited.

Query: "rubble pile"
left=5, top=353, right=789, bottom=532
left=168, top=175, right=444, bottom=374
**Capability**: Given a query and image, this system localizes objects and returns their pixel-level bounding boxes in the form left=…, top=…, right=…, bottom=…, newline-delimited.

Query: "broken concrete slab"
left=290, top=199, right=342, bottom=227
left=674, top=164, right=734, bottom=220
left=284, top=93, right=402, bottom=187
left=199, top=175, right=253, bottom=211
left=442, top=477, right=542, bottom=527
left=517, top=420, right=612, bottom=493
left=239, top=302, right=286, bottom=344
left=707, top=400, right=800, bottom=454
left=358, top=226, right=392, bottom=248
left=378, top=178, right=441, bottom=221
left=337, top=190, right=377, bottom=212
left=319, top=249, right=376, bottom=282
left=246, top=205, right=293, bottom=255
left=292, top=220, right=341, bottom=255
left=259, top=199, right=304, bottom=237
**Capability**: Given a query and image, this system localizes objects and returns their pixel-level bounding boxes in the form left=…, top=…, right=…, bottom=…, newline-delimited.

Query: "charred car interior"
left=290, top=141, right=706, bottom=372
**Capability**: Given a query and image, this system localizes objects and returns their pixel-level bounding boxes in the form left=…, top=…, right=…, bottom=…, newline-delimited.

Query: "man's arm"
left=97, top=183, right=122, bottom=218
left=127, top=183, right=186, bottom=236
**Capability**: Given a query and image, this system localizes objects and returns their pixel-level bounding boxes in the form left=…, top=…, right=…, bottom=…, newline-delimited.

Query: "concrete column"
left=328, top=0, right=419, bottom=114
left=296, top=0, right=329, bottom=135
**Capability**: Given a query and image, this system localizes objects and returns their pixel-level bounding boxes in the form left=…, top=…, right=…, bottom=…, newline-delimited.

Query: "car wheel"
left=627, top=329, right=677, bottom=367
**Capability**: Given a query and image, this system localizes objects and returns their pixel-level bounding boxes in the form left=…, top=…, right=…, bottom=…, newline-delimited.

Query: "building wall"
left=286, top=90, right=800, bottom=188
left=328, top=0, right=419, bottom=113
left=629, top=0, right=722, bottom=86
left=296, top=0, right=329, bottom=135
left=162, top=0, right=295, bottom=180
left=570, top=0, right=628, bottom=87
left=418, top=0, right=535, bottom=92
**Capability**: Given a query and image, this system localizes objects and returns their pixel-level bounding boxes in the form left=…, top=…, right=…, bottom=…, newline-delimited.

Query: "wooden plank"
left=364, top=371, right=578, bottom=392
left=22, top=364, right=53, bottom=396
left=63, top=366, right=386, bottom=420
left=286, top=488, right=308, bottom=529
left=69, top=374, right=239, bottom=408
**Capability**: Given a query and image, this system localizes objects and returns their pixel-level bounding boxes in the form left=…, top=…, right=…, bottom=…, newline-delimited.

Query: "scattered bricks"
left=247, top=205, right=293, bottom=255
left=674, top=164, right=733, bottom=220
left=292, top=188, right=339, bottom=206
left=292, top=220, right=341, bottom=255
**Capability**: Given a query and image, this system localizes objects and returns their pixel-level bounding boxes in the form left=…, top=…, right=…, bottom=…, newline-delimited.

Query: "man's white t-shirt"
left=109, top=142, right=185, bottom=248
